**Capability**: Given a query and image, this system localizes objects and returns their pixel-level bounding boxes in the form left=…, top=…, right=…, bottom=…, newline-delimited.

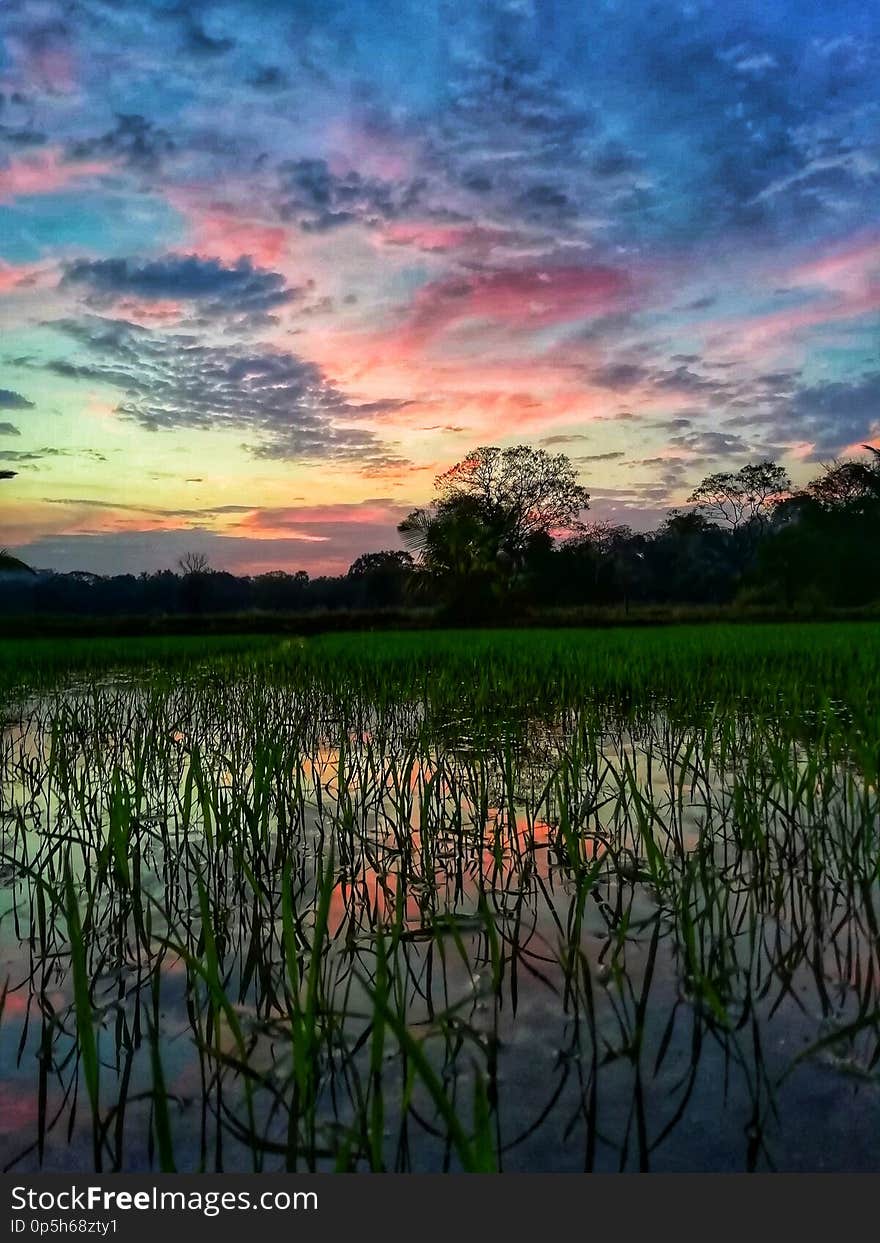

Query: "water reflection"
left=0, top=680, right=878, bottom=1171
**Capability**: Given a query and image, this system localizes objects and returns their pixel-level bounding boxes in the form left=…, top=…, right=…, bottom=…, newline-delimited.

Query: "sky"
left=0, top=0, right=878, bottom=577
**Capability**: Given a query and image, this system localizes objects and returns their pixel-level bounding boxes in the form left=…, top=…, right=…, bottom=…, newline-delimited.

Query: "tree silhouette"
left=3, top=446, right=880, bottom=620
left=178, top=551, right=212, bottom=612
left=400, top=445, right=590, bottom=612
left=347, top=549, right=414, bottom=607
left=688, top=461, right=791, bottom=530
left=178, top=551, right=211, bottom=576
left=435, top=445, right=590, bottom=554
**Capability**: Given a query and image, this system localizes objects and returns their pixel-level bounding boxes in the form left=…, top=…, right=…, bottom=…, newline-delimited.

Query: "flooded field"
left=1, top=627, right=879, bottom=1172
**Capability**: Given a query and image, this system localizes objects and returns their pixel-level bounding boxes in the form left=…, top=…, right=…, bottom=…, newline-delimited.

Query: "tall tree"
left=178, top=551, right=213, bottom=613
left=688, top=461, right=791, bottom=531
left=400, top=445, right=589, bottom=611
left=434, top=445, right=590, bottom=555
left=804, top=447, right=880, bottom=511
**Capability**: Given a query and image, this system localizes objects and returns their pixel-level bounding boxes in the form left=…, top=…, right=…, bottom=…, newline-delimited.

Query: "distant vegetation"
left=3, top=443, right=879, bottom=623
left=0, top=550, right=35, bottom=575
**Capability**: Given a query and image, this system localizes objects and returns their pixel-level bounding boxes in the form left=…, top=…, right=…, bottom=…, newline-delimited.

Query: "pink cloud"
left=322, top=120, right=416, bottom=182
left=235, top=500, right=410, bottom=537
left=9, top=502, right=416, bottom=576
left=0, top=148, right=109, bottom=202
left=381, top=222, right=517, bottom=258
left=185, top=205, right=290, bottom=267
left=0, top=259, right=49, bottom=293
left=703, top=235, right=880, bottom=359
left=111, top=297, right=184, bottom=325
left=299, top=320, right=640, bottom=449
left=715, top=288, right=880, bottom=356
left=787, top=231, right=880, bottom=295
left=400, top=263, right=634, bottom=350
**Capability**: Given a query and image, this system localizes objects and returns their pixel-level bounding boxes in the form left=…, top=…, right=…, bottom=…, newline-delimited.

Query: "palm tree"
left=399, top=494, right=507, bottom=611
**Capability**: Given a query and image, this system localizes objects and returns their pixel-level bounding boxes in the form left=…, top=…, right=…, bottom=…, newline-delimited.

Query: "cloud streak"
left=41, top=316, right=407, bottom=467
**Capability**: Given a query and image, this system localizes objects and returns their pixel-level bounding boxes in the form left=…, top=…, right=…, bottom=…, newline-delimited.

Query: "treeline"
left=2, top=443, right=879, bottom=620
left=0, top=553, right=416, bottom=617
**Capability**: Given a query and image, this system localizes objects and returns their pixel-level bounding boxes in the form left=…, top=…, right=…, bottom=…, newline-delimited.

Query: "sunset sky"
left=1, top=0, right=878, bottom=576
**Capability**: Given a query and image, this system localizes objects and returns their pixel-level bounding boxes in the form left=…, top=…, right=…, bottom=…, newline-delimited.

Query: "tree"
left=804, top=448, right=880, bottom=511
left=399, top=445, right=590, bottom=613
left=645, top=510, right=736, bottom=604
left=178, top=551, right=212, bottom=576
left=399, top=493, right=505, bottom=610
left=434, top=445, right=590, bottom=555
left=178, top=551, right=213, bottom=613
left=755, top=447, right=880, bottom=607
left=688, top=461, right=791, bottom=531
left=347, top=550, right=413, bottom=578
left=578, top=522, right=647, bottom=610
left=347, top=549, right=414, bottom=608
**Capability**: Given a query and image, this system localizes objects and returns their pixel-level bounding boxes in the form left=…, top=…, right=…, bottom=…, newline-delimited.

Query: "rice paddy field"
left=1, top=623, right=879, bottom=1173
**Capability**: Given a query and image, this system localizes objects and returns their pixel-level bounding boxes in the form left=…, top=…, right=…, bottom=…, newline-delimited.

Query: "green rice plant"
left=0, top=622, right=879, bottom=1172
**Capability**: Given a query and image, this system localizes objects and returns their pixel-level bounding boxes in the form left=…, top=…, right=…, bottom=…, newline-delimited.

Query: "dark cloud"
left=631, top=456, right=693, bottom=490
left=43, top=497, right=257, bottom=518
left=69, top=114, right=176, bottom=172
left=573, top=313, right=638, bottom=343
left=652, top=415, right=695, bottom=432
left=435, top=36, right=596, bottom=184
left=0, top=91, right=47, bottom=148
left=249, top=66, right=288, bottom=91
left=0, top=389, right=34, bottom=409
left=0, top=447, right=107, bottom=465
left=637, top=456, right=691, bottom=469
left=590, top=362, right=648, bottom=390
left=668, top=430, right=752, bottom=458
left=184, top=19, right=235, bottom=58
left=62, top=255, right=298, bottom=318
left=0, top=127, right=47, bottom=147
left=761, top=371, right=880, bottom=459
left=591, top=141, right=640, bottom=178
left=589, top=360, right=732, bottom=402
left=420, top=35, right=637, bottom=243
left=276, top=158, right=423, bottom=231
left=573, top=451, right=625, bottom=463
left=651, top=365, right=731, bottom=398
left=0, top=423, right=21, bottom=436
left=516, top=182, right=575, bottom=222
left=539, top=433, right=592, bottom=445
left=43, top=317, right=407, bottom=468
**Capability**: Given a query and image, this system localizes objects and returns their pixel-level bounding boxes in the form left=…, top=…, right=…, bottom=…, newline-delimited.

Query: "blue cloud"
left=62, top=254, right=298, bottom=316
left=0, top=389, right=34, bottom=409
